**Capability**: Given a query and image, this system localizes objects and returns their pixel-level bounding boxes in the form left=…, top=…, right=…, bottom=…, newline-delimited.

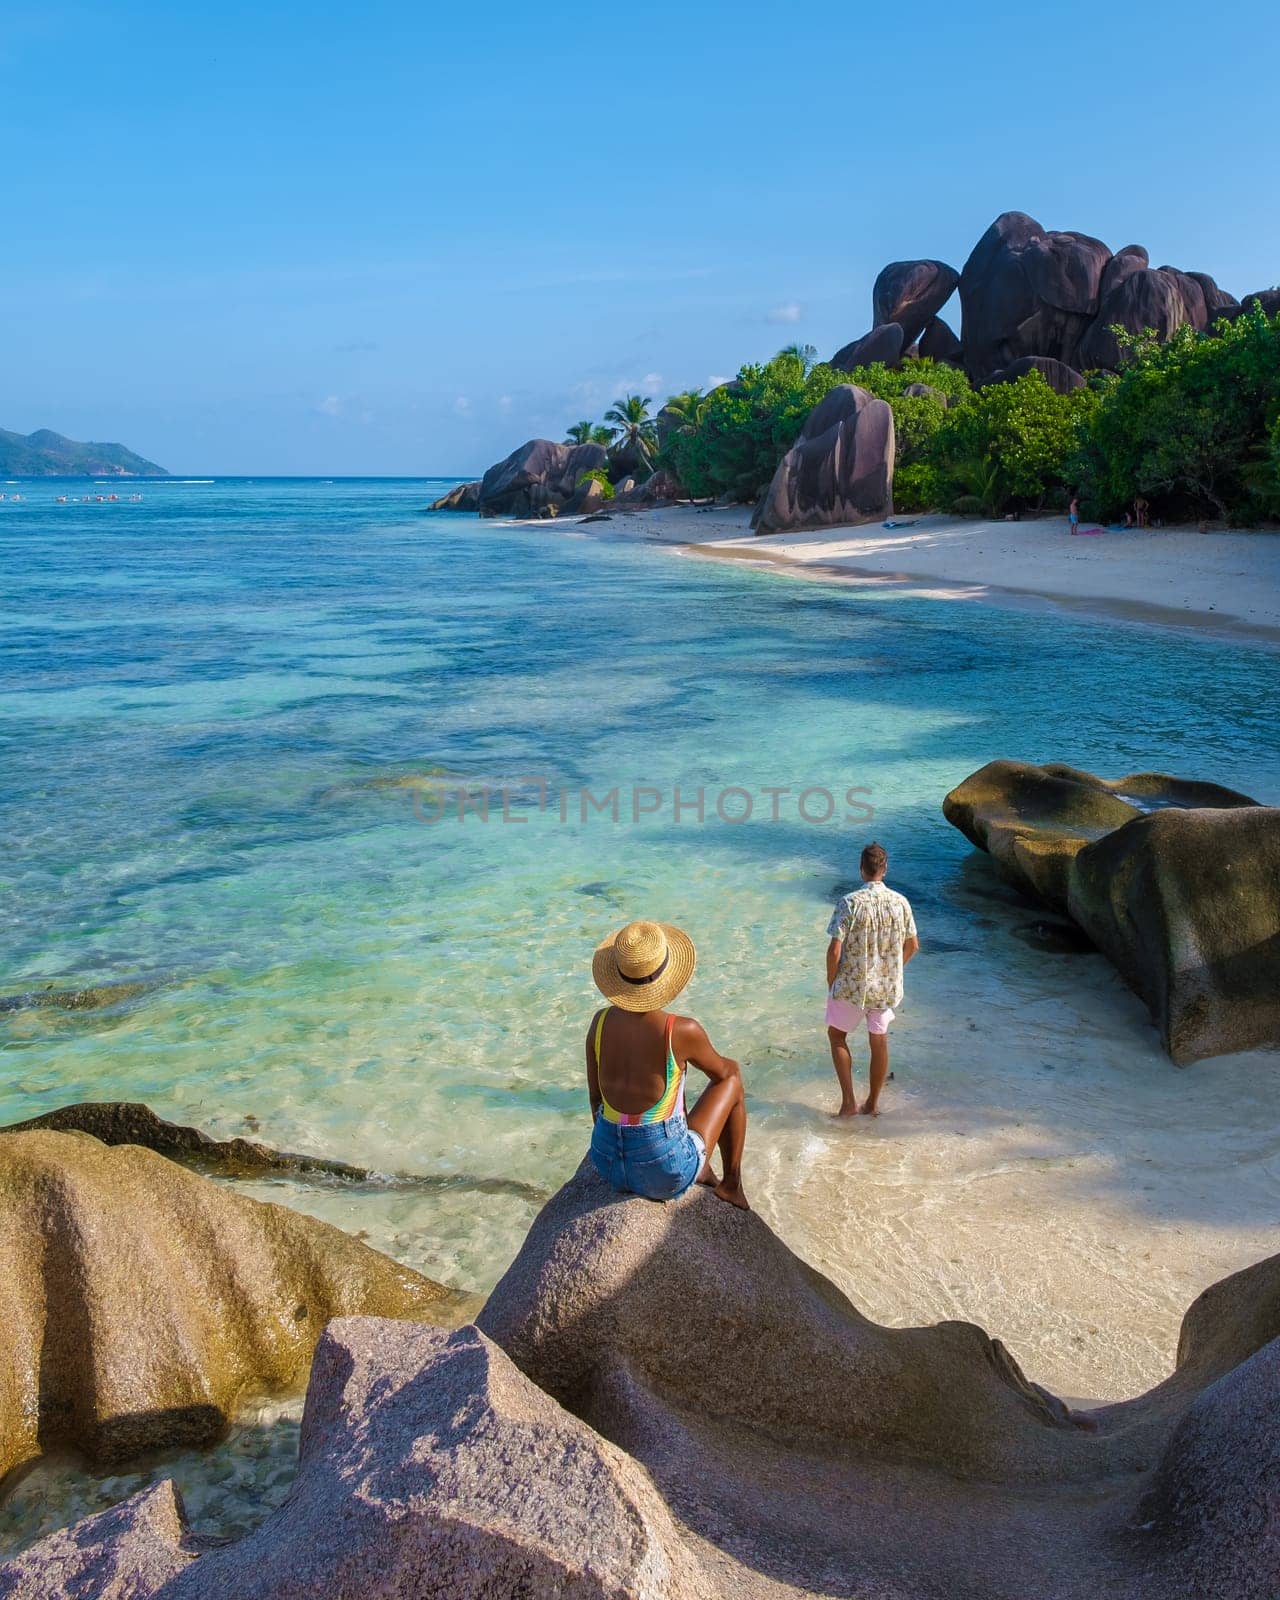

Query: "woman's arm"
left=585, top=1013, right=603, bottom=1120
left=673, top=1015, right=740, bottom=1083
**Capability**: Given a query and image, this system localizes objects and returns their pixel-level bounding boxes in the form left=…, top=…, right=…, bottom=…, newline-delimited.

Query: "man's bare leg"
left=688, top=1071, right=749, bottom=1209
left=862, top=1032, right=889, bottom=1116
left=827, top=1025, right=858, bottom=1117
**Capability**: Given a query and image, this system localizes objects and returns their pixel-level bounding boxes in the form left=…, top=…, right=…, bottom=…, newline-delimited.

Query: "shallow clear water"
left=2, top=478, right=1278, bottom=1549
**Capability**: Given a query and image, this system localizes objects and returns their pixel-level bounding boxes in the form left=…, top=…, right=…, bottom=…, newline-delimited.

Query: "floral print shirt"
left=827, top=881, right=918, bottom=1010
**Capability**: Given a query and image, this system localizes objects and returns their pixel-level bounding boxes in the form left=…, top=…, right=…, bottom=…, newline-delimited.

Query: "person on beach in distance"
left=825, top=843, right=919, bottom=1118
left=1068, top=495, right=1080, bottom=534
left=588, top=919, right=749, bottom=1209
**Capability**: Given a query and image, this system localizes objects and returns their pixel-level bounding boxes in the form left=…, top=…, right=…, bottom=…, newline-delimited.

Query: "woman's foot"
left=836, top=1099, right=859, bottom=1119
left=860, top=1101, right=880, bottom=1117
left=714, top=1173, right=750, bottom=1210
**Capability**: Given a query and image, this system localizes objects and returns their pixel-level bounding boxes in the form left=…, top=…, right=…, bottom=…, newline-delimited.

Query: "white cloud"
left=498, top=394, right=513, bottom=412
left=641, top=372, right=663, bottom=391
left=454, top=395, right=472, bottom=415
left=766, top=302, right=803, bottom=324
left=707, top=374, right=732, bottom=388
left=317, top=394, right=342, bottom=417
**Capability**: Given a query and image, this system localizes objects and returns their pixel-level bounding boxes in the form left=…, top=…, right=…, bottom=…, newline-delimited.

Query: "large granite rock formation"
left=1077, top=258, right=1237, bottom=370
left=7, top=1171, right=1280, bottom=1599
left=957, top=212, right=1243, bottom=382
left=829, top=321, right=905, bottom=372
left=477, top=438, right=608, bottom=517
left=751, top=384, right=894, bottom=535
left=959, top=210, right=1112, bottom=383
left=0, top=1129, right=471, bottom=1480
left=872, top=259, right=960, bottom=347
left=427, top=479, right=480, bottom=511
left=942, top=761, right=1279, bottom=1062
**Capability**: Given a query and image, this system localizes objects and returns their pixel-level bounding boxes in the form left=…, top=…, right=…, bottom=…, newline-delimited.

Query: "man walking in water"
left=825, top=842, right=919, bottom=1117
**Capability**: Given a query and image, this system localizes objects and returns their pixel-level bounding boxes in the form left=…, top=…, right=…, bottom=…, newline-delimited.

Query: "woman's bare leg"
left=687, top=1070, right=748, bottom=1209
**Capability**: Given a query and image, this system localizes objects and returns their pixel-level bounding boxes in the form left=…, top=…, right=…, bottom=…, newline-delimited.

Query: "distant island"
left=0, top=427, right=168, bottom=477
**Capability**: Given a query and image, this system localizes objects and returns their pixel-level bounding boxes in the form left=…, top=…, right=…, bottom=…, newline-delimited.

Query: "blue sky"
left=2, top=0, right=1277, bottom=475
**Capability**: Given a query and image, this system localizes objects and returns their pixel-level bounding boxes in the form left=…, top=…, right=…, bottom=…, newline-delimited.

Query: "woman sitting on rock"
left=587, top=920, right=748, bottom=1210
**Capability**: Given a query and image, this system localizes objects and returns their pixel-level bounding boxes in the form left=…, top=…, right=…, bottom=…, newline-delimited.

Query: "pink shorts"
left=826, top=996, right=894, bottom=1035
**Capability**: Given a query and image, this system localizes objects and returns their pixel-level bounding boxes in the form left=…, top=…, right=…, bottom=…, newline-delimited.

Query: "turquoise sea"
left=2, top=477, right=1279, bottom=1543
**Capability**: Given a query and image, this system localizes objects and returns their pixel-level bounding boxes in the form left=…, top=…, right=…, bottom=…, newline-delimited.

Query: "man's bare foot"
left=860, top=1102, right=881, bottom=1117
left=714, top=1174, right=750, bottom=1210
left=836, top=1100, right=859, bottom=1119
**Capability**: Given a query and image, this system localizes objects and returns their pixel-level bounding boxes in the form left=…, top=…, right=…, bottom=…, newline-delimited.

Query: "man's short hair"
left=861, top=842, right=888, bottom=877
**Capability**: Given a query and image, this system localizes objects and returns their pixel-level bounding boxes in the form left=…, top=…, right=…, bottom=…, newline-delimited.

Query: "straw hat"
left=592, top=919, right=696, bottom=1013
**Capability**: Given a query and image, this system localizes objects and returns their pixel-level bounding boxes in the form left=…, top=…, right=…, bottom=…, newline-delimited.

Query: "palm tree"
left=565, top=420, right=615, bottom=446
left=662, top=388, right=706, bottom=436
left=777, top=343, right=819, bottom=374
left=603, top=394, right=658, bottom=470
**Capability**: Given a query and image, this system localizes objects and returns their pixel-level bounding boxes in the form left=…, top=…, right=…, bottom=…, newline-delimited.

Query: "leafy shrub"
left=576, top=467, right=615, bottom=500
left=923, top=371, right=1097, bottom=515
left=1069, top=306, right=1280, bottom=521
left=658, top=353, right=966, bottom=503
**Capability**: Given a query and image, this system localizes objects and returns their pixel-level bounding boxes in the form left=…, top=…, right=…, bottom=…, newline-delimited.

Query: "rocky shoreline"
left=3, top=1153, right=1277, bottom=1599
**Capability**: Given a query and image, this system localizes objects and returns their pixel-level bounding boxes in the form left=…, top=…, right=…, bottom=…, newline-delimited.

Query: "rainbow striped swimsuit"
left=594, top=1008, right=686, bottom=1125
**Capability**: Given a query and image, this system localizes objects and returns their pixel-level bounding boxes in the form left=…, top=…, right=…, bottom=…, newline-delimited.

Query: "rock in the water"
left=1, top=1100, right=369, bottom=1179
left=0, top=1129, right=471, bottom=1479
left=751, top=383, right=894, bottom=535
left=1069, top=804, right=1280, bottom=1063
left=477, top=438, right=608, bottom=518
left=10, top=1172, right=1280, bottom=1600
left=987, top=355, right=1087, bottom=393
left=0, top=1481, right=198, bottom=1599
left=829, top=321, right=905, bottom=372
left=1, top=1320, right=712, bottom=1600
left=959, top=210, right=1111, bottom=382
left=942, top=761, right=1277, bottom=1061
left=427, top=479, right=480, bottom=512
left=872, top=259, right=960, bottom=347
left=919, top=313, right=964, bottom=366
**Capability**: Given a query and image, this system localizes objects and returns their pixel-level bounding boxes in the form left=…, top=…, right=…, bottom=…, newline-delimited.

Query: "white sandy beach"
left=597, top=504, right=1280, bottom=645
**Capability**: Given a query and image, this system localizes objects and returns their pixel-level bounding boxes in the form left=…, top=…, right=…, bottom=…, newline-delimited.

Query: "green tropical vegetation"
left=575, top=466, right=615, bottom=499
left=560, top=304, right=1280, bottom=524
left=564, top=420, right=615, bottom=446
left=1068, top=304, right=1280, bottom=522
left=602, top=394, right=658, bottom=472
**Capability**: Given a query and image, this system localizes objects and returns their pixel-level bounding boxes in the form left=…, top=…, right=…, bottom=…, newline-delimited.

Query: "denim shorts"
left=589, top=1114, right=706, bottom=1201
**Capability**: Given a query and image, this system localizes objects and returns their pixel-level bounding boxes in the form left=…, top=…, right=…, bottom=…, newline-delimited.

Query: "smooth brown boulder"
left=1077, top=263, right=1217, bottom=370
left=751, top=383, right=894, bottom=535
left=427, top=479, right=480, bottom=511
left=0, top=1130, right=473, bottom=1480
left=918, top=313, right=963, bottom=366
left=477, top=438, right=608, bottom=517
left=1069, top=804, right=1280, bottom=1062
left=942, top=761, right=1277, bottom=1061
left=828, top=321, right=905, bottom=373
left=872, top=259, right=960, bottom=348
left=987, top=355, right=1086, bottom=393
